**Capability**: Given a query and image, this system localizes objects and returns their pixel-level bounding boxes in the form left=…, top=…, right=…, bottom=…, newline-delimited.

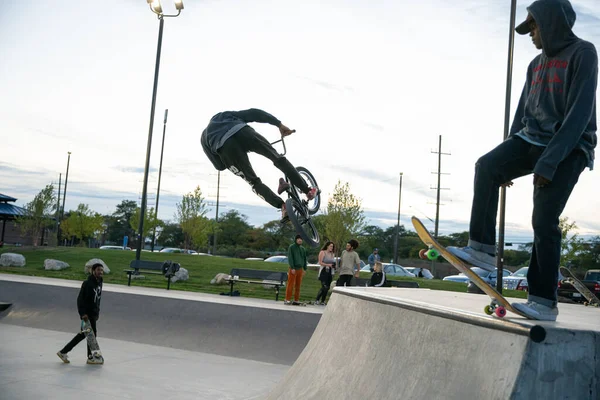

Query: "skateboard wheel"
left=495, top=306, right=507, bottom=318
left=426, top=249, right=439, bottom=260
left=419, top=249, right=428, bottom=260
left=484, top=305, right=493, bottom=315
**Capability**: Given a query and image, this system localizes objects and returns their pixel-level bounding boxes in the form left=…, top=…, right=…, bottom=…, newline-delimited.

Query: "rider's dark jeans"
left=217, top=126, right=310, bottom=208
left=61, top=318, right=97, bottom=358
left=468, top=136, right=587, bottom=306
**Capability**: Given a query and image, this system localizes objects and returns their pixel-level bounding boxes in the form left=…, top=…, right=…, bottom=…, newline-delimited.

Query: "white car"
left=264, top=255, right=320, bottom=270
left=405, top=267, right=434, bottom=279
left=503, top=267, right=529, bottom=291
left=443, top=267, right=511, bottom=286
left=100, top=245, right=131, bottom=251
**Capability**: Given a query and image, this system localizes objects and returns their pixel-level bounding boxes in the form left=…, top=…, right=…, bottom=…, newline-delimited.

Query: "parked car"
left=359, top=262, right=415, bottom=277
left=159, top=248, right=204, bottom=255
left=264, top=255, right=288, bottom=263
left=100, top=245, right=131, bottom=251
left=444, top=267, right=511, bottom=287
left=404, top=267, right=434, bottom=279
left=502, top=267, right=530, bottom=291
left=264, top=255, right=320, bottom=269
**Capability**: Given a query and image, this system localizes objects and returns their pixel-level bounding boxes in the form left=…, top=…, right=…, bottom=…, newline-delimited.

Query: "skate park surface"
left=1, top=274, right=599, bottom=399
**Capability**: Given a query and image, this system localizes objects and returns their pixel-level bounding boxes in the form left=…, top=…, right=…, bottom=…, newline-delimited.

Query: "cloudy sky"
left=1, top=0, right=599, bottom=243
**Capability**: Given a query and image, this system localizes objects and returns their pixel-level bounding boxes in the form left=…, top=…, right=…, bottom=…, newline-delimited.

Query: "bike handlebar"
left=271, top=135, right=288, bottom=156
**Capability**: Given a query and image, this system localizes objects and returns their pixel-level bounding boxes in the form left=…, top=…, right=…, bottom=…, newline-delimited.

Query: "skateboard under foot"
left=412, top=216, right=531, bottom=319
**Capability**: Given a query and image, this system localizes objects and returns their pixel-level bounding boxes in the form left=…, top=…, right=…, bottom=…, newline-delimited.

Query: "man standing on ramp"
left=448, top=0, right=597, bottom=321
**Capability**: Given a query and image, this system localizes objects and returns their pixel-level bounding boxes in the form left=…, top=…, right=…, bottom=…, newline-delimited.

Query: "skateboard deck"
left=81, top=319, right=104, bottom=363
left=559, top=267, right=600, bottom=307
left=412, top=216, right=530, bottom=319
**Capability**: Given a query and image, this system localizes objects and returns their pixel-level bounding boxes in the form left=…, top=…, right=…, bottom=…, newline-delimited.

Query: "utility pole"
left=61, top=152, right=72, bottom=245
left=55, top=173, right=62, bottom=243
left=213, top=171, right=221, bottom=255
left=393, top=173, right=403, bottom=264
left=496, top=0, right=518, bottom=293
left=151, top=109, right=168, bottom=252
left=430, top=135, right=450, bottom=238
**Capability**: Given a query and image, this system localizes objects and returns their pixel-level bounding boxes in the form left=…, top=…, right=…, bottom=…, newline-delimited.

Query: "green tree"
left=559, top=216, right=588, bottom=269
left=130, top=207, right=163, bottom=241
left=107, top=200, right=137, bottom=244
left=159, top=222, right=184, bottom=248
left=61, top=204, right=104, bottom=246
left=217, top=209, right=252, bottom=247
left=19, top=184, right=56, bottom=246
left=175, top=186, right=211, bottom=249
left=324, top=181, right=366, bottom=256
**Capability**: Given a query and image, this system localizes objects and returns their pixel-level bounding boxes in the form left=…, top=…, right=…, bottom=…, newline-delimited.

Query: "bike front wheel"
left=296, top=166, right=320, bottom=215
left=286, top=198, right=320, bottom=247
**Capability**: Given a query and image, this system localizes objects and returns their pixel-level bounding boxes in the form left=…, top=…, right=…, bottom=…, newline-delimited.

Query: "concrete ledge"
left=268, top=288, right=599, bottom=400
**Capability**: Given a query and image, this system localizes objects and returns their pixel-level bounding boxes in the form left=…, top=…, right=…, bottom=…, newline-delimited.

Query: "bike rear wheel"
left=296, top=166, right=320, bottom=215
left=286, top=198, right=320, bottom=247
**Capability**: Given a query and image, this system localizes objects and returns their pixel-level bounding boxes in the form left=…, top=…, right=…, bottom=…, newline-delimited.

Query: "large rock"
left=170, top=267, right=189, bottom=283
left=210, top=273, right=231, bottom=285
left=44, top=259, right=70, bottom=271
left=0, top=253, right=26, bottom=267
left=84, top=259, right=111, bottom=274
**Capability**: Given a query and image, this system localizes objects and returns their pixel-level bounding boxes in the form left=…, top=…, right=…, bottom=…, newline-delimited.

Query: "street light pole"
left=151, top=109, right=168, bottom=252
left=393, top=172, right=403, bottom=264
left=136, top=1, right=184, bottom=261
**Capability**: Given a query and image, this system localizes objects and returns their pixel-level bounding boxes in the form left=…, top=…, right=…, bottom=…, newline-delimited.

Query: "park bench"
left=227, top=268, right=288, bottom=301
left=124, top=260, right=180, bottom=290
left=352, top=277, right=420, bottom=288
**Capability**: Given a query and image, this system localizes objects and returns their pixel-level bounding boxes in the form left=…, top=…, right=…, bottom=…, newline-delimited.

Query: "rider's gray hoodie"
left=201, top=109, right=281, bottom=171
left=509, top=0, right=598, bottom=181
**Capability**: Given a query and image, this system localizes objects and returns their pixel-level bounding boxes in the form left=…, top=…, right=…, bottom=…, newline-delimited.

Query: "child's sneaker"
left=87, top=356, right=104, bottom=365
left=306, top=187, right=319, bottom=201
left=277, top=178, right=290, bottom=194
left=56, top=351, right=70, bottom=364
left=512, top=301, right=558, bottom=321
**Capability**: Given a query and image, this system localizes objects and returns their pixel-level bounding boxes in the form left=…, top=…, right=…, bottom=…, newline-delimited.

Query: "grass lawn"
left=0, top=246, right=527, bottom=302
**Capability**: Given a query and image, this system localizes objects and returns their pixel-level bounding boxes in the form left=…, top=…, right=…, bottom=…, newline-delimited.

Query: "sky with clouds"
left=1, top=0, right=600, bottom=243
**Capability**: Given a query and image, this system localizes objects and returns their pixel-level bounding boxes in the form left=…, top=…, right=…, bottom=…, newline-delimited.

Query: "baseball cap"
left=515, top=13, right=534, bottom=35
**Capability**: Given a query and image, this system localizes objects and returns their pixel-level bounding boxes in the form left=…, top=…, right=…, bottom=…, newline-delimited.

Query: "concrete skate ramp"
left=0, top=280, right=320, bottom=365
left=267, top=288, right=599, bottom=400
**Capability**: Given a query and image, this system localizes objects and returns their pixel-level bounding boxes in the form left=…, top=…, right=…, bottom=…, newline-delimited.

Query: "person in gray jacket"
left=201, top=108, right=318, bottom=222
left=448, top=0, right=597, bottom=321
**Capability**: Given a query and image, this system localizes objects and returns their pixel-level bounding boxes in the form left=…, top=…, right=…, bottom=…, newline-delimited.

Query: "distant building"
left=0, top=193, right=33, bottom=246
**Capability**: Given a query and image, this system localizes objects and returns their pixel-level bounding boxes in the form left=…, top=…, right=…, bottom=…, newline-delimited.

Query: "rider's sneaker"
left=292, top=301, right=301, bottom=305
left=512, top=301, right=558, bottom=321
left=280, top=205, right=289, bottom=223
left=57, top=351, right=70, bottom=364
left=447, top=246, right=496, bottom=272
left=283, top=300, right=292, bottom=305
left=277, top=178, right=290, bottom=194
left=306, top=187, right=319, bottom=201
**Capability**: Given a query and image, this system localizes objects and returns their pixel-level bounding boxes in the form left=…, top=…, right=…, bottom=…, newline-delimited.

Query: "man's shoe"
left=87, top=356, right=104, bottom=365
left=447, top=246, right=496, bottom=272
left=306, top=187, right=319, bottom=201
left=57, top=351, right=70, bottom=364
left=283, top=300, right=292, bottom=305
left=512, top=301, right=558, bottom=321
left=277, top=178, right=290, bottom=194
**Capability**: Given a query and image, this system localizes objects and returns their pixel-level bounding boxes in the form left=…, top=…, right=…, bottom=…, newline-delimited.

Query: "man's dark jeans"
left=468, top=136, right=586, bottom=306
left=61, top=317, right=97, bottom=358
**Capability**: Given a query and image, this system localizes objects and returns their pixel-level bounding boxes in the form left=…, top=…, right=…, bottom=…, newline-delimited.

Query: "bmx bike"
left=271, top=135, right=321, bottom=247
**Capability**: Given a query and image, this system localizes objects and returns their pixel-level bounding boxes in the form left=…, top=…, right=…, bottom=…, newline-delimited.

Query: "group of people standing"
left=285, top=237, right=387, bottom=305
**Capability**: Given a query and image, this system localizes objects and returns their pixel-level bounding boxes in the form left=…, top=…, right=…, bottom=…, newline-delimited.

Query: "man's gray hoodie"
left=201, top=109, right=281, bottom=171
left=509, top=0, right=598, bottom=181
